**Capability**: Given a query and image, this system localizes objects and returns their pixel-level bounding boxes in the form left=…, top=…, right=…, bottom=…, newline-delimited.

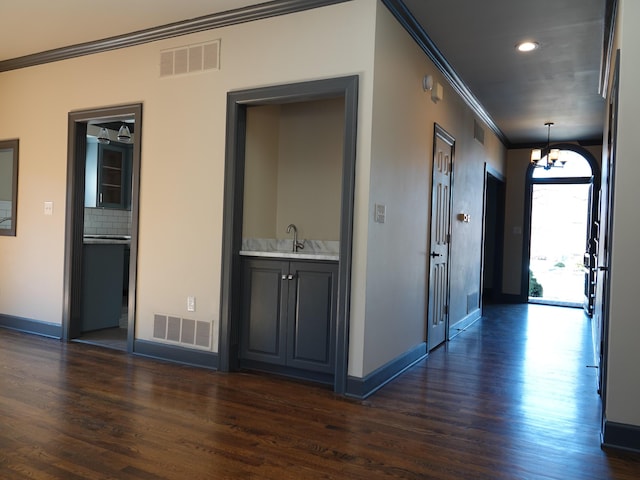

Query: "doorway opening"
left=219, top=77, right=358, bottom=394
left=523, top=145, right=600, bottom=313
left=481, top=166, right=505, bottom=305
left=63, top=104, right=142, bottom=352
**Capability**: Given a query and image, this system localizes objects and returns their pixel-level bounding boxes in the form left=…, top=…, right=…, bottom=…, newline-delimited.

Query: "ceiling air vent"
left=160, top=40, right=220, bottom=78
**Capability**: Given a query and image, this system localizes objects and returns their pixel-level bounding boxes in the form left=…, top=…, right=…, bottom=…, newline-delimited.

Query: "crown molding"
left=381, top=0, right=508, bottom=146
left=0, top=0, right=350, bottom=73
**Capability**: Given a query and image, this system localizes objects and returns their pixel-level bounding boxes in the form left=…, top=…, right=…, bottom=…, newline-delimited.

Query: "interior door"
left=427, top=125, right=454, bottom=351
left=593, top=51, right=619, bottom=398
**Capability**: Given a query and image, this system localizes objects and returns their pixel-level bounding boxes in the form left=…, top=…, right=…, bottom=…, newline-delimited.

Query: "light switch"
left=44, top=201, right=53, bottom=216
left=187, top=296, right=196, bottom=312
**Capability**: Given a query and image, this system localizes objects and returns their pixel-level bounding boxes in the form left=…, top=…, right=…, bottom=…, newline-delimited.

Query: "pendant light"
left=97, top=127, right=110, bottom=145
left=117, top=124, right=131, bottom=143
left=531, top=122, right=563, bottom=170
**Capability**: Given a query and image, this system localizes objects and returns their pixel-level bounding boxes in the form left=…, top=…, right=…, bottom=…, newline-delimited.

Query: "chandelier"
left=531, top=122, right=565, bottom=169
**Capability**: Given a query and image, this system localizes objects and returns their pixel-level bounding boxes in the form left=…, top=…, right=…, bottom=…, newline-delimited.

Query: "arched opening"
left=523, top=144, right=601, bottom=313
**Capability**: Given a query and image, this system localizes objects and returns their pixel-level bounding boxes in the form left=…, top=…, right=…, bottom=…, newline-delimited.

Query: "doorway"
left=481, top=166, right=505, bottom=305
left=523, top=145, right=600, bottom=312
left=218, top=77, right=358, bottom=394
left=63, top=104, right=142, bottom=352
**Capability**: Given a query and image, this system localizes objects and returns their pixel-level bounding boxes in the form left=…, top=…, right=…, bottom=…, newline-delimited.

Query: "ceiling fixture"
left=97, top=127, right=110, bottom=145
left=516, top=41, right=539, bottom=52
left=117, top=124, right=131, bottom=143
left=531, top=122, right=564, bottom=169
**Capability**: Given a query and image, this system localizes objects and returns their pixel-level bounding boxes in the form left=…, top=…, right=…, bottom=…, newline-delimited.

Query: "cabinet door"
left=97, top=144, right=132, bottom=209
left=239, top=259, right=288, bottom=365
left=286, top=261, right=338, bottom=374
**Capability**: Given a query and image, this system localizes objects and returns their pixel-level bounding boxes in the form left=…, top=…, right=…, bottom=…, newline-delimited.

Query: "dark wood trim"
left=600, top=0, right=619, bottom=97
left=381, top=0, right=507, bottom=146
left=345, top=343, right=427, bottom=399
left=219, top=76, right=358, bottom=395
left=602, top=420, right=640, bottom=453
left=0, top=315, right=62, bottom=339
left=0, top=0, right=351, bottom=73
left=64, top=103, right=142, bottom=351
left=449, top=308, right=481, bottom=339
left=134, top=340, right=218, bottom=370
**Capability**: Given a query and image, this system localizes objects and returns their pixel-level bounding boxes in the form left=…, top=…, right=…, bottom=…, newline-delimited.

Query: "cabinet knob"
left=288, top=274, right=294, bottom=280
left=282, top=275, right=287, bottom=280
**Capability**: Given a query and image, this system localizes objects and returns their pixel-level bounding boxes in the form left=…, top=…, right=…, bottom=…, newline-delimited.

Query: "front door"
left=427, top=125, right=454, bottom=351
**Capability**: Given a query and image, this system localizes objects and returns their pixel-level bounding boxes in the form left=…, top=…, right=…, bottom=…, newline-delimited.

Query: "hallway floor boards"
left=1, top=304, right=639, bottom=479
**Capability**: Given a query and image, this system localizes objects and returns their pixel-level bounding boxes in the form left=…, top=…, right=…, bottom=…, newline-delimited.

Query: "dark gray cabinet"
left=97, top=143, right=131, bottom=209
left=240, top=258, right=338, bottom=375
left=81, top=243, right=125, bottom=332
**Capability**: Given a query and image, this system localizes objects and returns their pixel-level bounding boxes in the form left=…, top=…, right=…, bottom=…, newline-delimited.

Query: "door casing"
left=218, top=76, right=358, bottom=395
left=62, top=103, right=143, bottom=351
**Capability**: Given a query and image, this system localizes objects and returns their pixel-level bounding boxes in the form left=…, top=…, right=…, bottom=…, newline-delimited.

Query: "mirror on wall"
left=0, top=139, right=18, bottom=236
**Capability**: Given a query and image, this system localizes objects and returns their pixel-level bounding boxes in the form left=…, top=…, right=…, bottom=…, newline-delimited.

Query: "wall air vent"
left=153, top=314, right=211, bottom=348
left=160, top=40, right=220, bottom=78
left=474, top=119, right=485, bottom=145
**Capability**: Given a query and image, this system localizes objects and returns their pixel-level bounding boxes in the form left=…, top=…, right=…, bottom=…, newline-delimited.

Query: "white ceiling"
left=0, top=0, right=607, bottom=145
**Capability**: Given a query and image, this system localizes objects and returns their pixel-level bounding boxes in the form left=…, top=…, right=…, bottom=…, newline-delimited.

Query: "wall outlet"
left=187, top=296, right=196, bottom=312
left=44, top=201, right=53, bottom=216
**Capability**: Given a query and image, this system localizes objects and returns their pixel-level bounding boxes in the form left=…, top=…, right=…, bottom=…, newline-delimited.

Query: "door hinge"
left=446, top=233, right=451, bottom=243
left=443, top=304, right=449, bottom=315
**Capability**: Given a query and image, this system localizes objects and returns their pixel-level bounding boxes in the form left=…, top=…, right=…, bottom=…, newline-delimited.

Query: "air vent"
left=153, top=314, right=211, bottom=348
left=160, top=40, right=220, bottom=77
left=473, top=119, right=485, bottom=145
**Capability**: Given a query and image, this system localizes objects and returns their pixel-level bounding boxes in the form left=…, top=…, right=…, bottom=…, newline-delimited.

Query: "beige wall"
left=243, top=99, right=344, bottom=242
left=243, top=105, right=280, bottom=239
left=0, top=0, right=509, bottom=381
left=357, top=4, right=506, bottom=376
left=0, top=0, right=377, bottom=358
left=275, top=98, right=344, bottom=241
left=605, top=0, right=640, bottom=427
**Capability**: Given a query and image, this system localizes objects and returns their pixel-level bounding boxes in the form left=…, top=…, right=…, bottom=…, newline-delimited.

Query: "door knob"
left=430, top=252, right=442, bottom=258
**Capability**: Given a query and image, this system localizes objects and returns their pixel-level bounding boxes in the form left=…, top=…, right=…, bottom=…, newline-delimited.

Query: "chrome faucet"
left=286, top=224, right=304, bottom=252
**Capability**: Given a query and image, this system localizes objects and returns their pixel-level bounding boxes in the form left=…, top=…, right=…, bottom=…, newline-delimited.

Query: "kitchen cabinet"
left=239, top=257, right=338, bottom=376
left=81, top=243, right=125, bottom=332
left=97, top=143, right=131, bottom=209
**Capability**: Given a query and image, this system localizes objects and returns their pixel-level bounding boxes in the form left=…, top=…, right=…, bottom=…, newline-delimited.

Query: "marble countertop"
left=239, top=250, right=338, bottom=261
left=83, top=234, right=131, bottom=245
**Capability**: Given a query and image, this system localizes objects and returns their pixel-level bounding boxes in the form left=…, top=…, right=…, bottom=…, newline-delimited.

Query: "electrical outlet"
left=44, top=201, right=53, bottom=216
left=187, top=296, right=196, bottom=312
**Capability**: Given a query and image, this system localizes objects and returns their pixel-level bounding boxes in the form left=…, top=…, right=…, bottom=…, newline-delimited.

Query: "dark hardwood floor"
left=1, top=304, right=639, bottom=479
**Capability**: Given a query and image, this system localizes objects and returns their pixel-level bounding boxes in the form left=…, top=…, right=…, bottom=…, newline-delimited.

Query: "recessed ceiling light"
left=516, top=41, right=539, bottom=52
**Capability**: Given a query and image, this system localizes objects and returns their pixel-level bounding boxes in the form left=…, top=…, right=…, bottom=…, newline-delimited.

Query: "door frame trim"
left=62, top=103, right=143, bottom=351
left=218, top=75, right=358, bottom=395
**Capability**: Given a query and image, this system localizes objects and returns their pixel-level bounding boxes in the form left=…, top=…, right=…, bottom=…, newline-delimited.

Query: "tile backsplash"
left=0, top=200, right=11, bottom=229
left=84, top=207, right=131, bottom=236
